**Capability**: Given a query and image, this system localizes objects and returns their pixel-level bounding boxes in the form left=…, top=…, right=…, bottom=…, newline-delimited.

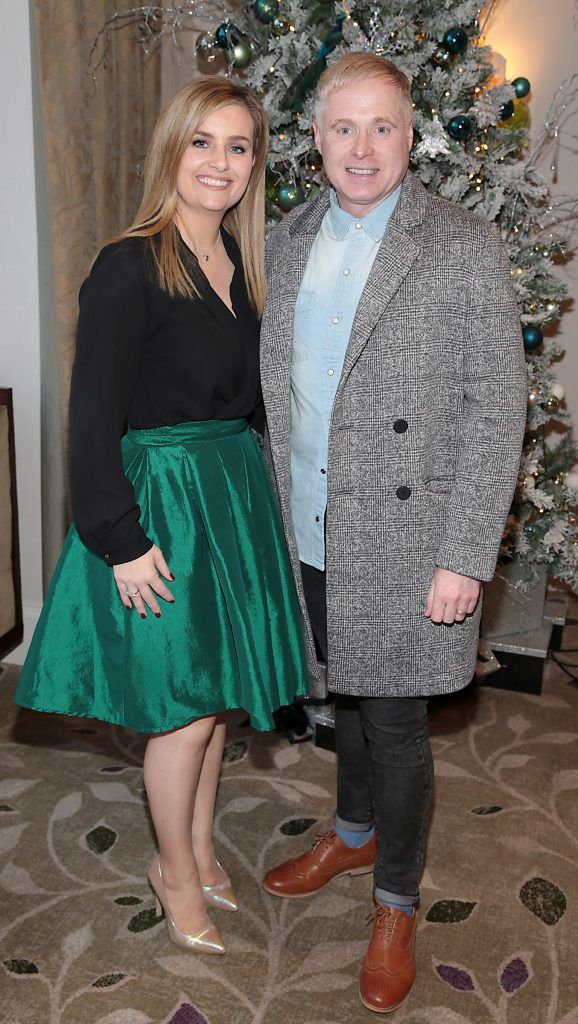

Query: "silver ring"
left=456, top=609, right=467, bottom=615
left=128, top=589, right=140, bottom=598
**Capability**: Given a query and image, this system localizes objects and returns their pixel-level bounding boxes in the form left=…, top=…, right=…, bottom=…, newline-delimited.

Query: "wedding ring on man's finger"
left=456, top=609, right=467, bottom=615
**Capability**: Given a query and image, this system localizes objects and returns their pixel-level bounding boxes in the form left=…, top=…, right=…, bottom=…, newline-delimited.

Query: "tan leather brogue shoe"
left=262, top=829, right=376, bottom=898
left=359, top=904, right=417, bottom=1013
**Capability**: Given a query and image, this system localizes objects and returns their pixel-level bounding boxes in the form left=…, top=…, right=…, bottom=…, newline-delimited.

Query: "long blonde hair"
left=116, top=77, right=268, bottom=315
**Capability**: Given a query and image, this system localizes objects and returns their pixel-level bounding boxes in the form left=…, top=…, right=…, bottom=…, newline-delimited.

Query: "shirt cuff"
left=101, top=530, right=154, bottom=567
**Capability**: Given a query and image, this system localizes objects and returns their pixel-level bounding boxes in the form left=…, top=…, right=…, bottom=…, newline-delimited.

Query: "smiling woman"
left=14, top=75, right=309, bottom=959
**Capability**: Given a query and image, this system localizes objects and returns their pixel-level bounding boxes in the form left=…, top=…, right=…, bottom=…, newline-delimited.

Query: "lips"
left=197, top=175, right=232, bottom=188
left=346, top=168, right=378, bottom=175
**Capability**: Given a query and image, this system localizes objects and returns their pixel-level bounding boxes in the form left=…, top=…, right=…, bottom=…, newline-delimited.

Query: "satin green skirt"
left=15, top=419, right=308, bottom=732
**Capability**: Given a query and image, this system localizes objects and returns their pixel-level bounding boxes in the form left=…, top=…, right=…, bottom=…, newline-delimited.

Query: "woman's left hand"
left=113, top=545, right=174, bottom=618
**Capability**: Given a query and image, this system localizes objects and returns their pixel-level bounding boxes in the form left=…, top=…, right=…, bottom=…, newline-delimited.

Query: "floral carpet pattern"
left=1, top=625, right=577, bottom=1024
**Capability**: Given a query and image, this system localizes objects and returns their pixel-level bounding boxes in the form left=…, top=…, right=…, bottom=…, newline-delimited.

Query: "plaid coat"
left=260, top=171, right=527, bottom=698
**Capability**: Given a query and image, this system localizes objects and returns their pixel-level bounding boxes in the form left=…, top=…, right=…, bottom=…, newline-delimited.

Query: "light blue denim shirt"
left=290, top=185, right=401, bottom=570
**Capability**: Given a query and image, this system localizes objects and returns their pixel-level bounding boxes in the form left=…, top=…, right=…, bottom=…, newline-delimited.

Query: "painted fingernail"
left=169, top=573, right=175, bottom=581
left=140, top=613, right=146, bottom=619
left=155, top=613, right=161, bottom=619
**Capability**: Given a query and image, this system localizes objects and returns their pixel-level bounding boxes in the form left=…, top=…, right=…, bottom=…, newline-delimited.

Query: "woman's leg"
left=144, top=714, right=217, bottom=933
left=192, top=714, right=228, bottom=883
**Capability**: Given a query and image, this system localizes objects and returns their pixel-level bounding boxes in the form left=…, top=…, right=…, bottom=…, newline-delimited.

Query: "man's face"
left=313, top=80, right=413, bottom=217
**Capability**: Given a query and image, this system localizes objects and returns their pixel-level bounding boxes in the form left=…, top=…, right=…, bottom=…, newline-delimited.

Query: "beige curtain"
left=32, top=1, right=161, bottom=578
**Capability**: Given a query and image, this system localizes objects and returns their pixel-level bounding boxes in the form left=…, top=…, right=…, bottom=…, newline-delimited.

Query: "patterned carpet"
left=1, top=620, right=577, bottom=1024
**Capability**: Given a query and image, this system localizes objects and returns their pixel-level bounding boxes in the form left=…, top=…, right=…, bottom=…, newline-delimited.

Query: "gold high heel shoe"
left=201, top=862, right=238, bottom=912
left=149, top=857, right=226, bottom=954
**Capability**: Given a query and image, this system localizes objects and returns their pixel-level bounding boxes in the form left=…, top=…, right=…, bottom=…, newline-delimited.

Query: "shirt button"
left=355, top=222, right=362, bottom=230
left=343, top=268, right=350, bottom=276
left=320, top=468, right=326, bottom=474
left=332, top=316, right=340, bottom=324
left=327, top=368, right=334, bottom=376
left=315, top=515, right=321, bottom=522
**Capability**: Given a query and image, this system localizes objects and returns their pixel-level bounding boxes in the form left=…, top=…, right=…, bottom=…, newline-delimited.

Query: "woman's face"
left=176, top=103, right=255, bottom=219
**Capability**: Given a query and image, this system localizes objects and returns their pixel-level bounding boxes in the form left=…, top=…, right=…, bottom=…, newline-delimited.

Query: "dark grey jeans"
left=300, top=561, right=434, bottom=907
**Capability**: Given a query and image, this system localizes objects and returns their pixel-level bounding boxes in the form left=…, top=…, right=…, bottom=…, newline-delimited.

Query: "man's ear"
left=406, top=119, right=414, bottom=150
left=312, top=121, right=322, bottom=154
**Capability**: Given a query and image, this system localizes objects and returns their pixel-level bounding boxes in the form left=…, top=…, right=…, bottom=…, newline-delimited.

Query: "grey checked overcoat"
left=260, top=171, right=527, bottom=699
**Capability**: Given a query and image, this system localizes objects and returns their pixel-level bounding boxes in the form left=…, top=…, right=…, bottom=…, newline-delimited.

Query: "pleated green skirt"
left=15, top=419, right=308, bottom=732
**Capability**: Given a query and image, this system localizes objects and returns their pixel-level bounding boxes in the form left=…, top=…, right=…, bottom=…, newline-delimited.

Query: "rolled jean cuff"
left=374, top=885, right=419, bottom=908
left=334, top=811, right=374, bottom=832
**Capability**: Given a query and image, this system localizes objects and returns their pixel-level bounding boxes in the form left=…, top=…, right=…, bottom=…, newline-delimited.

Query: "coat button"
left=396, top=486, right=411, bottom=500
left=393, top=418, right=408, bottom=433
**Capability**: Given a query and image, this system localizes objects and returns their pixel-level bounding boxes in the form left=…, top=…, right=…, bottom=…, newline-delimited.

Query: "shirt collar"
left=327, top=184, right=402, bottom=242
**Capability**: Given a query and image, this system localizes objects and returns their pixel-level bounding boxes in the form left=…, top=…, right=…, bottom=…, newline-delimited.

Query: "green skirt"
left=15, top=419, right=308, bottom=732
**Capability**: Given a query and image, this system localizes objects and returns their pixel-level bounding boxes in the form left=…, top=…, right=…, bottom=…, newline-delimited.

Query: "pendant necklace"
left=182, top=226, right=222, bottom=263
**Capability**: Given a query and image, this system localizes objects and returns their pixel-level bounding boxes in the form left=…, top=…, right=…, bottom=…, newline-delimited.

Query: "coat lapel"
left=340, top=171, right=427, bottom=382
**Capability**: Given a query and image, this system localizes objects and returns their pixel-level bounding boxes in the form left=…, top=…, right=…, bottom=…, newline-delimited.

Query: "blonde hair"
left=115, top=77, right=268, bottom=316
left=314, top=52, right=413, bottom=125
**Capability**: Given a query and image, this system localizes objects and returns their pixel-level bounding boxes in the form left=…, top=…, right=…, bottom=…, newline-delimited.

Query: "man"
left=259, top=52, right=527, bottom=1014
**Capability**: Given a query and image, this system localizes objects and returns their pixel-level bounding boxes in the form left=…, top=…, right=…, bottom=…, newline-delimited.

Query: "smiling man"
left=259, top=52, right=527, bottom=1013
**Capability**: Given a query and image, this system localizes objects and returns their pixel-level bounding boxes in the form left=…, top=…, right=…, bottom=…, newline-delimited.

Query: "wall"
left=485, top=0, right=578, bottom=430
left=0, top=3, right=43, bottom=664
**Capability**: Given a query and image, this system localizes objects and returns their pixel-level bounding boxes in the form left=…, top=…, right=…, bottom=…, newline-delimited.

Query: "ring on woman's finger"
left=127, top=588, right=140, bottom=598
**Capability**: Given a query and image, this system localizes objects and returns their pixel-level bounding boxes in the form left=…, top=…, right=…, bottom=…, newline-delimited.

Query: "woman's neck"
left=176, top=208, right=224, bottom=256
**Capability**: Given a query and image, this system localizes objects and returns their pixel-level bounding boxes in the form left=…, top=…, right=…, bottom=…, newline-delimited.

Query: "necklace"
left=181, top=225, right=222, bottom=263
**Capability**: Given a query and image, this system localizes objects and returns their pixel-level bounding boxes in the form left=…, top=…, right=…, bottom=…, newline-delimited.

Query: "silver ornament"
left=196, top=32, right=221, bottom=64
left=230, top=37, right=252, bottom=69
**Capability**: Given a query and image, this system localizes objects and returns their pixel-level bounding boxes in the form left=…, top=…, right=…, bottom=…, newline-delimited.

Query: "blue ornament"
left=512, top=76, right=531, bottom=99
left=215, top=22, right=233, bottom=48
left=522, top=324, right=543, bottom=351
left=499, top=99, right=515, bottom=121
left=443, top=27, right=468, bottom=54
left=277, top=181, right=305, bottom=212
left=447, top=115, right=473, bottom=141
left=253, top=0, right=279, bottom=24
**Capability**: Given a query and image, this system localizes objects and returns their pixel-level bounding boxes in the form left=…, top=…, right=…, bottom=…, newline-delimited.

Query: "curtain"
left=32, top=0, right=161, bottom=579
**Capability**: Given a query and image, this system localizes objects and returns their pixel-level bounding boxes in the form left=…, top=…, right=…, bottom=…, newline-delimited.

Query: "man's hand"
left=425, top=567, right=481, bottom=625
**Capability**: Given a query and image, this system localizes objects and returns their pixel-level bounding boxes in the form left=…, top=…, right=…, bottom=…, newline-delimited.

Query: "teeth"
left=347, top=168, right=377, bottom=175
left=198, top=176, right=230, bottom=186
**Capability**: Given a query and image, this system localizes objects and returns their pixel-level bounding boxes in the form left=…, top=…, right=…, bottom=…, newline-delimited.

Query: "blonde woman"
left=15, top=77, right=308, bottom=954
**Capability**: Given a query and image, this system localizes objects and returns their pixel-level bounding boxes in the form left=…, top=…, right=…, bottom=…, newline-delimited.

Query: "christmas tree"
left=230, top=0, right=578, bottom=592
left=95, top=0, right=578, bottom=592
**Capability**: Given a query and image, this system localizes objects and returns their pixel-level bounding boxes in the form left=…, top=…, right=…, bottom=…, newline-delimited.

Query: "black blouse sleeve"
left=69, top=241, right=154, bottom=566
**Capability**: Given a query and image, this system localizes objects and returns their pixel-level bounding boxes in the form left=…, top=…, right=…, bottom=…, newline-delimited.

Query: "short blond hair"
left=314, top=52, right=412, bottom=124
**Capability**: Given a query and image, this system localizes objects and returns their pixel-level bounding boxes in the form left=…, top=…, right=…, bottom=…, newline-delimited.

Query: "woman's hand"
left=113, top=546, right=174, bottom=618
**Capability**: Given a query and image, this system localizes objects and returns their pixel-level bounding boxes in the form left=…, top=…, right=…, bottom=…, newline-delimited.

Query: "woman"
left=15, top=77, right=308, bottom=955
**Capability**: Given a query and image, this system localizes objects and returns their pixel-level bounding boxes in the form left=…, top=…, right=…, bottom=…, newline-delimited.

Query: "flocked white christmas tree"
left=93, top=0, right=578, bottom=592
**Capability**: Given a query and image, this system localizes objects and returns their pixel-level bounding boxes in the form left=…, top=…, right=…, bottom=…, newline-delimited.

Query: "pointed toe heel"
left=202, top=879, right=238, bottom=913
left=148, top=856, right=226, bottom=955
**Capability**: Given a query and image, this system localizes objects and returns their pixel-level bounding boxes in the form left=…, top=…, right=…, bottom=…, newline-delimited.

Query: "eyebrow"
left=194, top=130, right=252, bottom=143
left=328, top=116, right=398, bottom=129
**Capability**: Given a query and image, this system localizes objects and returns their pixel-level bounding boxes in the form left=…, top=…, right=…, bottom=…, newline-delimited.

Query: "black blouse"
left=69, top=230, right=262, bottom=566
